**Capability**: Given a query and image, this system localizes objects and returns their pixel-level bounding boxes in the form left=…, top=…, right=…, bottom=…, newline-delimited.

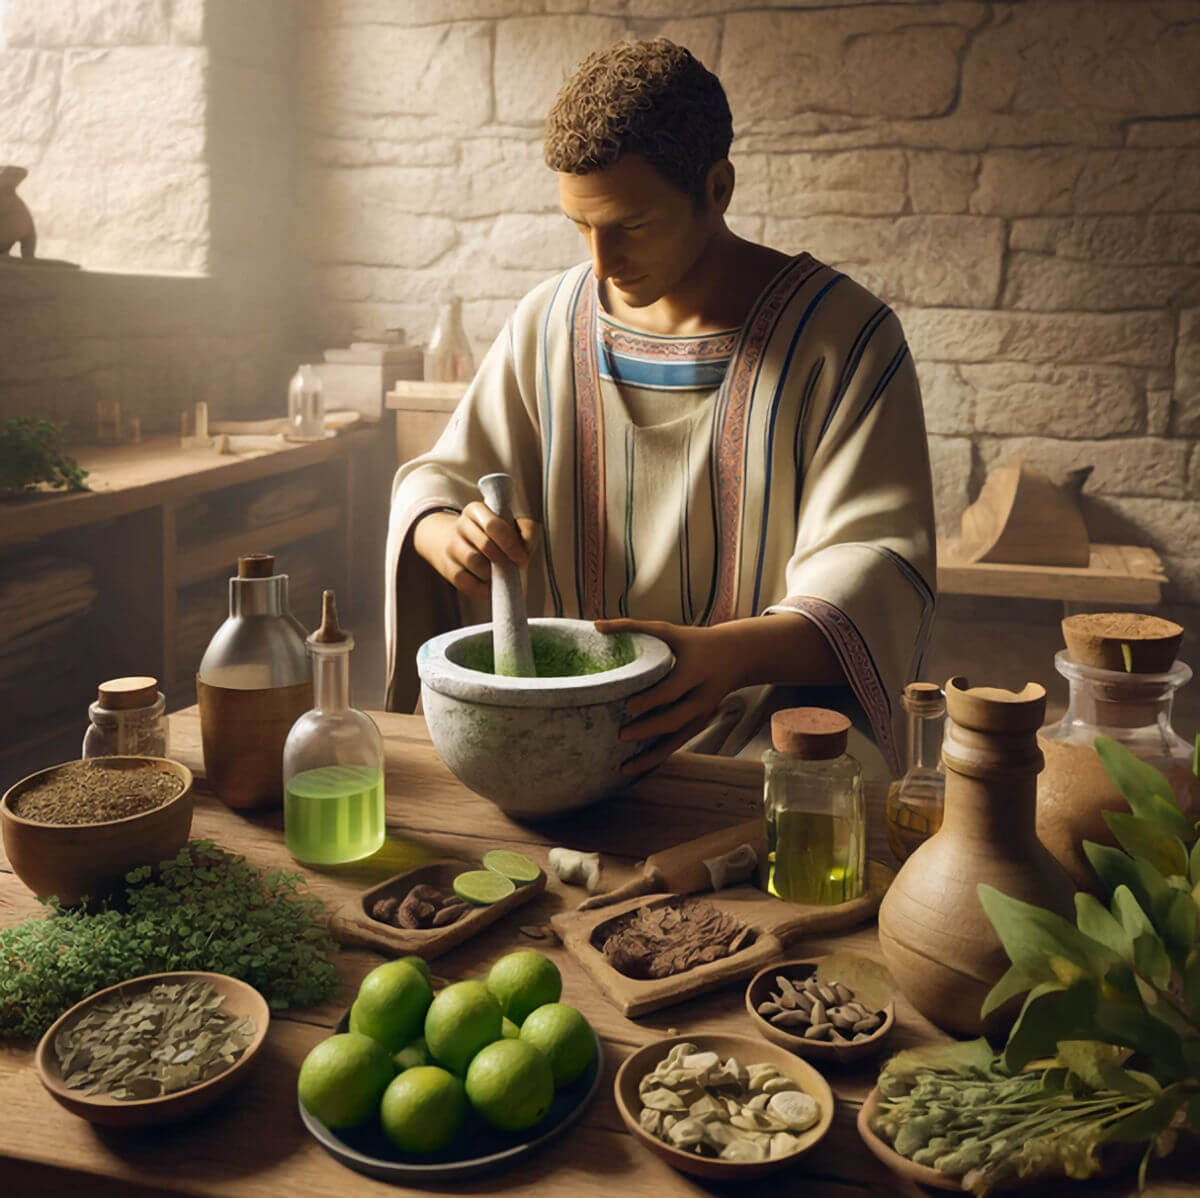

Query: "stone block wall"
left=296, top=0, right=1200, bottom=638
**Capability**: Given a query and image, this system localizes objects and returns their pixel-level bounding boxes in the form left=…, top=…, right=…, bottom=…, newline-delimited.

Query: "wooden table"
left=1, top=711, right=1195, bottom=1197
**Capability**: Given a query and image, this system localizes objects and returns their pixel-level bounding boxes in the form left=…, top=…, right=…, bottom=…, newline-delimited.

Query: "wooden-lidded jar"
left=196, top=554, right=312, bottom=810
left=877, top=677, right=1075, bottom=1036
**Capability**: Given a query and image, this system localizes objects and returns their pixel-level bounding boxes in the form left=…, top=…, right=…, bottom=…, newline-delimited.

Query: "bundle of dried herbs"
left=872, top=735, right=1200, bottom=1194
left=0, top=841, right=338, bottom=1040
left=598, top=898, right=753, bottom=979
left=55, top=980, right=256, bottom=1100
left=14, top=760, right=182, bottom=825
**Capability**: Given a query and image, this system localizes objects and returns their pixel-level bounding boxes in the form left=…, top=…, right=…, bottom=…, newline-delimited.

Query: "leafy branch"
left=0, top=418, right=89, bottom=494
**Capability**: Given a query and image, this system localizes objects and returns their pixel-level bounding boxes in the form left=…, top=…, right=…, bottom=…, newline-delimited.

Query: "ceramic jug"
left=877, top=677, right=1075, bottom=1036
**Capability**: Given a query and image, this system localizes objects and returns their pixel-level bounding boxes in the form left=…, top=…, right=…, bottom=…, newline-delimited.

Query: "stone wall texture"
left=295, top=0, right=1200, bottom=634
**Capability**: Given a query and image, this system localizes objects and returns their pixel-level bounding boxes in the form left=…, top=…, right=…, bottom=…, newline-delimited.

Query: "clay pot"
left=877, top=677, right=1075, bottom=1036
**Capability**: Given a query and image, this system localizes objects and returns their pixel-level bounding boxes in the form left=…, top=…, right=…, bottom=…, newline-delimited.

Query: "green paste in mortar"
left=458, top=628, right=636, bottom=677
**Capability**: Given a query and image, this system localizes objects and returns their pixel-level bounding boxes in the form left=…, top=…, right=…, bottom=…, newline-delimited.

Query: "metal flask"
left=197, top=553, right=312, bottom=809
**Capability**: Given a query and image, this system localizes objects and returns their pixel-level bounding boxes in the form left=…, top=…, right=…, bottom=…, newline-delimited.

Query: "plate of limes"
left=298, top=950, right=604, bottom=1181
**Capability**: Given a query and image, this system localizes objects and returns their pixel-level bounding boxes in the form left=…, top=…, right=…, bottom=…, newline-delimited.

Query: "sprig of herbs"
left=0, top=841, right=338, bottom=1040
left=0, top=418, right=89, bottom=494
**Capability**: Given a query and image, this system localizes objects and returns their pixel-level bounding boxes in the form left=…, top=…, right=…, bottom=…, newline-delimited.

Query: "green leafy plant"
left=977, top=734, right=1200, bottom=1189
left=0, top=417, right=89, bottom=494
left=0, top=841, right=339, bottom=1039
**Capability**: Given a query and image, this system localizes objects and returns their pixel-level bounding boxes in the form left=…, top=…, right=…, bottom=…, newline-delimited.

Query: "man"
left=386, top=38, right=935, bottom=780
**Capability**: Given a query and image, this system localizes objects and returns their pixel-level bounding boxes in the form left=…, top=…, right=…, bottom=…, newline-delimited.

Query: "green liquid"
left=767, top=809, right=863, bottom=905
left=285, top=765, right=385, bottom=865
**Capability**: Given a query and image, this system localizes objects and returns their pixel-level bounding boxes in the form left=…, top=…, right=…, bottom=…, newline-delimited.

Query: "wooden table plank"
left=2, top=708, right=1191, bottom=1196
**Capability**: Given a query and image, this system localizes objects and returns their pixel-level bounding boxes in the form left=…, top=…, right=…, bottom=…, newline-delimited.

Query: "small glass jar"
left=83, top=676, right=168, bottom=759
left=283, top=590, right=385, bottom=865
left=1037, top=650, right=1195, bottom=888
left=763, top=707, right=865, bottom=905
left=885, top=682, right=947, bottom=863
left=424, top=297, right=475, bottom=383
left=287, top=364, right=325, bottom=441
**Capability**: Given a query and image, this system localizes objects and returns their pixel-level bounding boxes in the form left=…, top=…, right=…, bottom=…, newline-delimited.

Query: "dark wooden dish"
left=614, top=1033, right=834, bottom=1181
left=745, top=957, right=896, bottom=1063
left=35, top=971, right=269, bottom=1128
left=328, top=858, right=546, bottom=960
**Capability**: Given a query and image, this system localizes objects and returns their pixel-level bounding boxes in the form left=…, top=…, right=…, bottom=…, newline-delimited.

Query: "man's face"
left=558, top=154, right=720, bottom=307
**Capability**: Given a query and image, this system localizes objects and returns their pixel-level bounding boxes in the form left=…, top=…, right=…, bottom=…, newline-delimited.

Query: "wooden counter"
left=0, top=710, right=1194, bottom=1196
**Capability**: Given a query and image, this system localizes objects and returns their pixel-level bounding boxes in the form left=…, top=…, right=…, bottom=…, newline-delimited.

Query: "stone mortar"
left=417, top=617, right=673, bottom=819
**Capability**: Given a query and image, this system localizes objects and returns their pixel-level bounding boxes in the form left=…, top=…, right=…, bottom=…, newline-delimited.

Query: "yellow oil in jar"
left=766, top=808, right=863, bottom=905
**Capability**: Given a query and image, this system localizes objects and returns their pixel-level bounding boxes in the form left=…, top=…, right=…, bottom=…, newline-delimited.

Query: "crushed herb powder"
left=54, top=979, right=256, bottom=1101
left=458, top=628, right=636, bottom=677
left=14, top=760, right=182, bottom=825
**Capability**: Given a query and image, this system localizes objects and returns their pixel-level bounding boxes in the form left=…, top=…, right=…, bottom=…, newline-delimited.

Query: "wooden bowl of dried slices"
left=36, top=971, right=269, bottom=1127
left=745, top=953, right=896, bottom=1063
left=614, top=1033, right=834, bottom=1179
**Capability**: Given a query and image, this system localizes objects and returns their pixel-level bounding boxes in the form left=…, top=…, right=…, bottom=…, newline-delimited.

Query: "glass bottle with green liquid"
left=763, top=707, right=865, bottom=905
left=283, top=590, right=385, bottom=865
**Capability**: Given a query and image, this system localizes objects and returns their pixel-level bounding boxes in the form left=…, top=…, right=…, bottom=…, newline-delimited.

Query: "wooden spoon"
left=478, top=472, right=535, bottom=677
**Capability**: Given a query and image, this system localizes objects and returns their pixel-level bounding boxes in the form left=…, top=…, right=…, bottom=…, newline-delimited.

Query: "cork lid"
left=1062, top=612, right=1182, bottom=674
left=771, top=707, right=851, bottom=759
left=97, top=676, right=159, bottom=710
left=902, top=681, right=945, bottom=715
left=309, top=589, right=350, bottom=645
left=237, top=553, right=276, bottom=579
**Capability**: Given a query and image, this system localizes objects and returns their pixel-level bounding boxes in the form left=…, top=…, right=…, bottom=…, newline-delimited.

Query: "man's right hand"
left=412, top=505, right=538, bottom=601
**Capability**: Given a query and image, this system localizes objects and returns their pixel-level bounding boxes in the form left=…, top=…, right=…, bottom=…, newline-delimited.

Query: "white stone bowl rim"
left=417, top=617, right=673, bottom=708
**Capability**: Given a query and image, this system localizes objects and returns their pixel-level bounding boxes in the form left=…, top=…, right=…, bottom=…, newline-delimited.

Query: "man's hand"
left=594, top=611, right=844, bottom=777
left=593, top=619, right=746, bottom=776
left=413, top=505, right=539, bottom=601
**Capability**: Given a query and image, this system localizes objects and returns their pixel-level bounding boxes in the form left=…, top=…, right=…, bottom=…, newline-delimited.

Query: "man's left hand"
left=592, top=619, right=744, bottom=777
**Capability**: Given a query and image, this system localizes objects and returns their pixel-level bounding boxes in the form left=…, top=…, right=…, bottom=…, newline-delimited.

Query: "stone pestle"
left=478, top=473, right=536, bottom=677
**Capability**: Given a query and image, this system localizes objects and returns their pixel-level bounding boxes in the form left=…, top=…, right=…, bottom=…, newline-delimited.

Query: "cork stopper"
left=97, top=676, right=159, bottom=710
left=902, top=681, right=945, bottom=716
left=771, top=707, right=851, bottom=760
left=1062, top=612, right=1183, bottom=674
left=237, top=553, right=276, bottom=579
left=310, top=589, right=349, bottom=644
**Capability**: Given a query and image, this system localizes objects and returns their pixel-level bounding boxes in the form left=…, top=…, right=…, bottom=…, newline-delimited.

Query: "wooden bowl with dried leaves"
left=35, top=971, right=269, bottom=1127
left=745, top=953, right=896, bottom=1063
left=1, top=756, right=194, bottom=906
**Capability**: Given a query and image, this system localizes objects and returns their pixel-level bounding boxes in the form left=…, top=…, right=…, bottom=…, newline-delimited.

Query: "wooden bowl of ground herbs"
left=1, top=756, right=193, bottom=905
left=36, top=971, right=269, bottom=1127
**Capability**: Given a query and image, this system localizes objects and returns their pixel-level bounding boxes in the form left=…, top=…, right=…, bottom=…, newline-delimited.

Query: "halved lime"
left=482, top=849, right=541, bottom=887
left=453, top=870, right=516, bottom=905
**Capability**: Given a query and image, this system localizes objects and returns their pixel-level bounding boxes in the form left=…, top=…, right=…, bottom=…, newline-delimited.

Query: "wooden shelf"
left=937, top=539, right=1166, bottom=604
left=177, top=505, right=340, bottom=587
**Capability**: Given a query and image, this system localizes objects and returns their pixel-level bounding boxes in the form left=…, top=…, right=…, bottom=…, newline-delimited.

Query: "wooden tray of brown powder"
left=550, top=863, right=890, bottom=1018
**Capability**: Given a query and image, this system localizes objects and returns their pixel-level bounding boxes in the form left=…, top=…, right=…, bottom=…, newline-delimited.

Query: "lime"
left=424, top=980, right=503, bottom=1076
left=352, top=959, right=433, bottom=1052
left=398, top=954, right=432, bottom=987
left=465, top=1039, right=555, bottom=1132
left=519, top=1003, right=595, bottom=1087
left=380, top=1066, right=466, bottom=1154
left=394, top=1037, right=430, bottom=1071
left=501, top=1017, right=520, bottom=1040
left=482, top=849, right=541, bottom=886
left=298, top=1032, right=395, bottom=1129
left=486, top=949, right=562, bottom=1026
left=453, top=870, right=516, bottom=905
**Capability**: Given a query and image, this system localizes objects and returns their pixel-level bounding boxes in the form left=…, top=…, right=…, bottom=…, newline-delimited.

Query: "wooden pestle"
left=576, top=818, right=767, bottom=910
left=478, top=472, right=536, bottom=677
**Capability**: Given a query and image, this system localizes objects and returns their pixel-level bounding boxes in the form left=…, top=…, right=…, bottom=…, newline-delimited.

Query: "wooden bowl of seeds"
left=614, top=1032, right=834, bottom=1180
left=36, top=971, right=269, bottom=1127
left=745, top=953, right=896, bottom=1063
left=1, top=756, right=193, bottom=906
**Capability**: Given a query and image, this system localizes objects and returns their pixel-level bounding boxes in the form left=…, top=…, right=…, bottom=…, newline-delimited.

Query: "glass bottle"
left=287, top=364, right=325, bottom=441
left=763, top=707, right=865, bottom=905
left=1037, top=650, right=1195, bottom=889
left=885, top=682, right=947, bottom=862
left=283, top=590, right=385, bottom=865
left=83, top=676, right=168, bottom=759
left=424, top=297, right=475, bottom=382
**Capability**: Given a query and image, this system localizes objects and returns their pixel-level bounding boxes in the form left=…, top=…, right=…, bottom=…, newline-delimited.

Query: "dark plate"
left=298, top=1011, right=605, bottom=1183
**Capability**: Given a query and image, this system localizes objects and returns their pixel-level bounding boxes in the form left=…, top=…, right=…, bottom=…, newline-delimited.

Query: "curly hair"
left=544, top=38, right=733, bottom=203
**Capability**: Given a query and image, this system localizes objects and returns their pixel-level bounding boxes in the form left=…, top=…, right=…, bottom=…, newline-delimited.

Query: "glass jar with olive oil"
left=763, top=707, right=865, bottom=905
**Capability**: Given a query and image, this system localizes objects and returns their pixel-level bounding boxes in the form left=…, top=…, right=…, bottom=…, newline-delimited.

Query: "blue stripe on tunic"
left=597, top=333, right=732, bottom=391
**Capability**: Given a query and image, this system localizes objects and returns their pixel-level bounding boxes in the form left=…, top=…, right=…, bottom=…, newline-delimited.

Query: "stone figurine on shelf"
left=0, top=166, right=36, bottom=258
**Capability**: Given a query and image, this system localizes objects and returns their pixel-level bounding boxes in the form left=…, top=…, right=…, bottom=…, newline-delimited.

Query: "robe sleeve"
left=384, top=315, right=543, bottom=712
left=764, top=309, right=937, bottom=777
